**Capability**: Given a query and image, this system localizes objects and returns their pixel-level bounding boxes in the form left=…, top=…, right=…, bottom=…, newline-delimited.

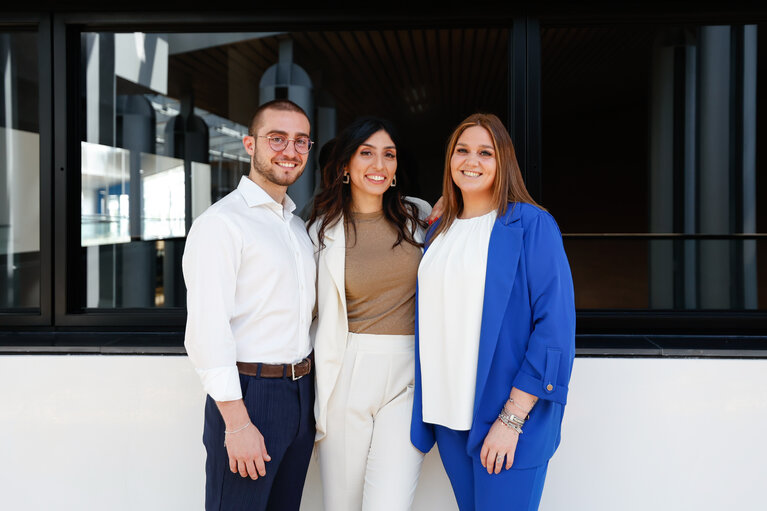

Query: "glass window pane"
left=79, top=29, right=509, bottom=309
left=542, top=24, right=764, bottom=310
left=0, top=31, right=39, bottom=310
left=565, top=238, right=767, bottom=310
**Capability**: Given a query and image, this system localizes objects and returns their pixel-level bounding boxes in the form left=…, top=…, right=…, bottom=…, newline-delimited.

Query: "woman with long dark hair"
left=308, top=117, right=431, bottom=510
left=411, top=113, right=576, bottom=510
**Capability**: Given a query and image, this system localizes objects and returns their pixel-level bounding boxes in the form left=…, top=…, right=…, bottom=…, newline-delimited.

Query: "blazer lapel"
left=473, top=209, right=523, bottom=416
left=323, top=217, right=347, bottom=312
left=413, top=218, right=427, bottom=246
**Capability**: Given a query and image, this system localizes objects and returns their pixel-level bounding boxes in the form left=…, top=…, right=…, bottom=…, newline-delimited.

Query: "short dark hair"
left=248, top=100, right=309, bottom=136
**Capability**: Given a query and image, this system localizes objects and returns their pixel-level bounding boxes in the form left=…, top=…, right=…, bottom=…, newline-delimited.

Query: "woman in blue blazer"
left=412, top=113, right=575, bottom=511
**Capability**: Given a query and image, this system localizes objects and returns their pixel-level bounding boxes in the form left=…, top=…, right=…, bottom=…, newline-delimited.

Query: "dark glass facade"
left=542, top=24, right=765, bottom=311
left=0, top=31, right=40, bottom=310
left=1, top=4, right=765, bottom=347
left=76, top=29, right=508, bottom=309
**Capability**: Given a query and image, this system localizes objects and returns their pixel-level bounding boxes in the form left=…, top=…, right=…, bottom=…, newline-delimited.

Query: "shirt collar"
left=237, top=175, right=297, bottom=216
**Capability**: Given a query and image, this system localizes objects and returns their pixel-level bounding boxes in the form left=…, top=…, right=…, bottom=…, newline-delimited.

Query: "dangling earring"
left=390, top=176, right=397, bottom=188
left=342, top=172, right=350, bottom=184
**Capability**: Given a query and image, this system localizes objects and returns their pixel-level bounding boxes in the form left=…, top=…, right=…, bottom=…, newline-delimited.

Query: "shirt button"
left=546, top=384, right=554, bottom=392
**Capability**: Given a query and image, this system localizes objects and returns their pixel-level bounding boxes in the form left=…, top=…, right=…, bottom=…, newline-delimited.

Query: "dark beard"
left=251, top=154, right=304, bottom=187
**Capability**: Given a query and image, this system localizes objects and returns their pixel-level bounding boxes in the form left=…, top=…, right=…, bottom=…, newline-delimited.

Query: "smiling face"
left=450, top=125, right=498, bottom=205
left=346, top=129, right=397, bottom=210
left=243, top=108, right=310, bottom=201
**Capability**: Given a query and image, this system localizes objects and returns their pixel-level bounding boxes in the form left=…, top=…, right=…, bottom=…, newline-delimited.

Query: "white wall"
left=1, top=356, right=765, bottom=511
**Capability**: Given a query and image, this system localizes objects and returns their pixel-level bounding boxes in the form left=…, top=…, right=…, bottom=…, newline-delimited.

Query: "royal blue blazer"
left=411, top=202, right=576, bottom=469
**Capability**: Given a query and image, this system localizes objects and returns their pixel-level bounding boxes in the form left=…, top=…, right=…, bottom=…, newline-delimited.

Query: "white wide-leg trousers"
left=318, top=333, right=425, bottom=511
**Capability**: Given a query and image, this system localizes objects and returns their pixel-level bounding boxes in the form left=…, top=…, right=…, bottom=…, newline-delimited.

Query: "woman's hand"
left=425, top=196, right=445, bottom=225
left=480, top=419, right=519, bottom=474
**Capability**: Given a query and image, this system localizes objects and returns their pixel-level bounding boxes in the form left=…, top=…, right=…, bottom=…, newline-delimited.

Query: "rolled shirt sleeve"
left=183, top=213, right=243, bottom=402
left=511, top=211, right=576, bottom=404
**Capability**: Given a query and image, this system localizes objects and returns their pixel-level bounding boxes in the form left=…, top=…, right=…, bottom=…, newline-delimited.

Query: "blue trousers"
left=434, top=426, right=549, bottom=511
left=203, top=372, right=315, bottom=511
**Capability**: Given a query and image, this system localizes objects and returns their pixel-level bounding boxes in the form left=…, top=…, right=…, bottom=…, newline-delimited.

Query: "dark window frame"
left=535, top=17, right=767, bottom=334
left=0, top=7, right=764, bottom=344
left=50, top=12, right=519, bottom=330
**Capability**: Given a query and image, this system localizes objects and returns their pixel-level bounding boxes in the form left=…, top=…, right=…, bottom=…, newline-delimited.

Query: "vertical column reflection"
left=649, top=25, right=758, bottom=310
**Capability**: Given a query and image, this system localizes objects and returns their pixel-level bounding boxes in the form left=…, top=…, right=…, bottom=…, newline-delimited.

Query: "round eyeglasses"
left=257, top=135, right=314, bottom=154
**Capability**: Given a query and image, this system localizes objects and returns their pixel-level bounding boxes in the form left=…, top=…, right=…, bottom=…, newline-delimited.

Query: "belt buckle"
left=291, top=362, right=302, bottom=381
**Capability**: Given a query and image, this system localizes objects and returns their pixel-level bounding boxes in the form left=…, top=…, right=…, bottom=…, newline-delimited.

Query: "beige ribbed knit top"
left=344, top=211, right=422, bottom=335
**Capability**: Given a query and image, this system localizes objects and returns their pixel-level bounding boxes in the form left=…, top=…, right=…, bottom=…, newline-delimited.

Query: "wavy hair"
left=432, top=113, right=543, bottom=240
left=307, top=117, right=424, bottom=249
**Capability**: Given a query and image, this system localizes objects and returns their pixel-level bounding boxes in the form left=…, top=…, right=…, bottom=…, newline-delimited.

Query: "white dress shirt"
left=417, top=211, right=496, bottom=430
left=183, top=176, right=316, bottom=401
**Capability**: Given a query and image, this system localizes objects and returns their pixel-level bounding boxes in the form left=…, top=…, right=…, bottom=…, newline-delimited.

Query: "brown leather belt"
left=237, top=356, right=312, bottom=381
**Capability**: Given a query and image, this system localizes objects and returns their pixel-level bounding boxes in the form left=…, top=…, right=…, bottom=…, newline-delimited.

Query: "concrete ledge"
left=2, top=332, right=767, bottom=357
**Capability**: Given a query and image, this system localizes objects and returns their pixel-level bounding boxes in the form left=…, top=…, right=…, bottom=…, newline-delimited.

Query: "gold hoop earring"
left=390, top=176, right=397, bottom=188
left=342, top=172, right=350, bottom=184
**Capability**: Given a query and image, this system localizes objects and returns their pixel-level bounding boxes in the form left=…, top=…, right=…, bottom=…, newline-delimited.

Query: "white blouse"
left=417, top=211, right=497, bottom=430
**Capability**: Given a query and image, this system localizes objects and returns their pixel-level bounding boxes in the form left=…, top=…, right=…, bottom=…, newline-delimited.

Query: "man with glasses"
left=183, top=99, right=316, bottom=511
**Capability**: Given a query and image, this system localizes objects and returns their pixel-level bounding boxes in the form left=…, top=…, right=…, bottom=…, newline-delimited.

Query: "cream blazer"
left=308, top=198, right=432, bottom=442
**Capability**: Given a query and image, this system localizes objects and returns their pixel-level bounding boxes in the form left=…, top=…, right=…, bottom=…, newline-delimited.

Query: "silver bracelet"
left=500, top=409, right=526, bottom=427
left=507, top=398, right=532, bottom=419
left=225, top=422, right=252, bottom=435
left=497, top=413, right=523, bottom=434
left=498, top=409, right=525, bottom=433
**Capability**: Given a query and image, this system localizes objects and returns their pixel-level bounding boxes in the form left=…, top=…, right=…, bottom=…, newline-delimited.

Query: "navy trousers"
left=434, top=425, right=549, bottom=511
left=203, top=371, right=315, bottom=511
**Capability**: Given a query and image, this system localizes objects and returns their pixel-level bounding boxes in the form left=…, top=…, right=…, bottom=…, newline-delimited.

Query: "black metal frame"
left=0, top=6, right=764, bottom=344
left=534, top=17, right=767, bottom=335
left=52, top=17, right=187, bottom=328
left=509, top=17, right=542, bottom=203
left=48, top=11, right=520, bottom=331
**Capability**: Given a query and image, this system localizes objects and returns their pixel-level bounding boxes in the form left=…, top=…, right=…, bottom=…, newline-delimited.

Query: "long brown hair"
left=431, top=113, right=542, bottom=240
left=307, top=117, right=424, bottom=249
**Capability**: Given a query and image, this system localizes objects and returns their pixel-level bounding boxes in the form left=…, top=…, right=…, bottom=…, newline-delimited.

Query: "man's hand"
left=216, top=399, right=271, bottom=479
left=225, top=423, right=271, bottom=479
